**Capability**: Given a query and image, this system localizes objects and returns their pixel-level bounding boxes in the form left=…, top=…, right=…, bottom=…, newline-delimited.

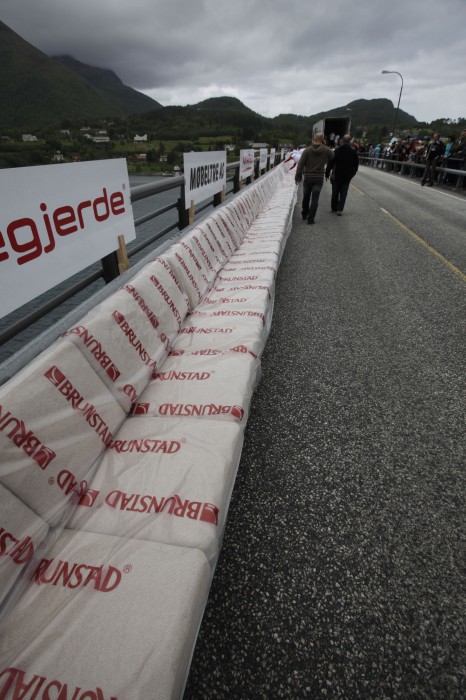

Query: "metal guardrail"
left=0, top=155, right=279, bottom=347
left=359, top=156, right=465, bottom=189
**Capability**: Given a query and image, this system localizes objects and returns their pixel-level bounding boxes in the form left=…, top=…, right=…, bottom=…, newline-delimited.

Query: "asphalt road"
left=183, top=168, right=466, bottom=698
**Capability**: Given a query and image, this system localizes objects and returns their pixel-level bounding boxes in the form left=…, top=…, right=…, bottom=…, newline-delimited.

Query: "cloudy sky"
left=3, top=0, right=466, bottom=123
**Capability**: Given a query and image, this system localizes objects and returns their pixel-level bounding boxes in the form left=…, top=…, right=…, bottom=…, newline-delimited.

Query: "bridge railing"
left=358, top=155, right=465, bottom=189
left=0, top=154, right=280, bottom=348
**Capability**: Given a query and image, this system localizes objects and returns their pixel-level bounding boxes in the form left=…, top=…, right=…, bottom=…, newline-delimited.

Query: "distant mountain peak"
left=53, top=54, right=162, bottom=112
left=55, top=55, right=121, bottom=81
left=193, top=96, right=258, bottom=113
left=0, top=21, right=162, bottom=129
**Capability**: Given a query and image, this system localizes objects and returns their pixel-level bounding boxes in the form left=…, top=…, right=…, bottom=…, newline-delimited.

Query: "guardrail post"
left=101, top=252, right=120, bottom=283
left=178, top=182, right=189, bottom=230
left=116, top=235, right=129, bottom=274
left=213, top=186, right=225, bottom=207
left=233, top=165, right=241, bottom=193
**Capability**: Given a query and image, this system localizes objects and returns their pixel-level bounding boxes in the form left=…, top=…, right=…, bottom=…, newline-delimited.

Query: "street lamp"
left=381, top=70, right=404, bottom=138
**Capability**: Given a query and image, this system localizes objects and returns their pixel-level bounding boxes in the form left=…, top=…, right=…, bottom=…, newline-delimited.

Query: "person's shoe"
left=307, top=218, right=315, bottom=225
left=337, top=211, right=342, bottom=216
left=302, top=211, right=308, bottom=220
left=427, top=181, right=433, bottom=186
left=330, top=210, right=337, bottom=214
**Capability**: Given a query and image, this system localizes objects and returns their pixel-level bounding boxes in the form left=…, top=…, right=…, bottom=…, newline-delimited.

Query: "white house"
left=22, top=134, right=37, bottom=142
left=134, top=134, right=148, bottom=142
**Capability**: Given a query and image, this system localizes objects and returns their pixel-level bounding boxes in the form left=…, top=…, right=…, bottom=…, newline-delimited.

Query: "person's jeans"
left=422, top=157, right=439, bottom=184
left=302, top=177, right=323, bottom=221
left=331, top=179, right=350, bottom=212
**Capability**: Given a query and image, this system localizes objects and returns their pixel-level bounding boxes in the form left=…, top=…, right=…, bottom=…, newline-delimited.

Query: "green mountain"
left=308, top=98, right=417, bottom=128
left=54, top=55, right=161, bottom=116
left=0, top=21, right=161, bottom=129
left=271, top=99, right=417, bottom=133
left=124, top=96, right=417, bottom=144
left=125, top=97, right=265, bottom=142
left=193, top=96, right=260, bottom=114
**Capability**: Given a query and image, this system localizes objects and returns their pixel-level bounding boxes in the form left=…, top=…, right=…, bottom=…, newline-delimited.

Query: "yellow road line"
left=381, top=208, right=466, bottom=282
left=350, top=183, right=365, bottom=196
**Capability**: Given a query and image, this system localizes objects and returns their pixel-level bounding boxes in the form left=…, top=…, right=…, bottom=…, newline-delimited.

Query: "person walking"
left=295, top=132, right=334, bottom=225
left=421, top=133, right=445, bottom=186
left=325, top=134, right=359, bottom=216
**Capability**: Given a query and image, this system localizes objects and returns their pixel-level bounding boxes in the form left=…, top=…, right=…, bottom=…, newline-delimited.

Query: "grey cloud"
left=2, top=0, right=466, bottom=121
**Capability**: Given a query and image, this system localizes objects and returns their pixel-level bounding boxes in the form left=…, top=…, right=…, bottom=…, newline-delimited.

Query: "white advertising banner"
left=269, top=148, right=276, bottom=166
left=259, top=149, right=268, bottom=170
left=0, top=159, right=136, bottom=319
left=183, top=151, right=226, bottom=208
left=239, top=149, right=255, bottom=179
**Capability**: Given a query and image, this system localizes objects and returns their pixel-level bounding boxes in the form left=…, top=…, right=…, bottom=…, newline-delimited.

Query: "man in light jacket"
left=295, top=132, right=334, bottom=225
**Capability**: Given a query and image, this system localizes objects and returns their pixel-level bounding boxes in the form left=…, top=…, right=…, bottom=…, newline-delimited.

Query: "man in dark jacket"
left=325, top=134, right=359, bottom=215
left=421, top=133, right=445, bottom=186
left=451, top=129, right=466, bottom=159
left=295, top=132, right=334, bottom=224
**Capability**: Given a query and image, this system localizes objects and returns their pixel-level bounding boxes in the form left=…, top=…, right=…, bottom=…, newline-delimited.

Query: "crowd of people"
left=359, top=130, right=466, bottom=187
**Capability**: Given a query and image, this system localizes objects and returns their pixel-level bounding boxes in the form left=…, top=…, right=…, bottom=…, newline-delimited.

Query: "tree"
left=45, top=137, right=61, bottom=152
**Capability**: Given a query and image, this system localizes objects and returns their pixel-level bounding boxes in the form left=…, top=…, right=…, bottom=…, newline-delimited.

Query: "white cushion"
left=132, top=351, right=260, bottom=424
left=0, top=484, right=49, bottom=607
left=173, top=313, right=266, bottom=358
left=0, top=529, right=210, bottom=700
left=0, top=343, right=125, bottom=525
left=67, top=418, right=244, bottom=564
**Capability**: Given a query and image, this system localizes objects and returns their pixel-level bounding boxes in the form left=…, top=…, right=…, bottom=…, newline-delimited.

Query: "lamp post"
left=381, top=70, right=403, bottom=138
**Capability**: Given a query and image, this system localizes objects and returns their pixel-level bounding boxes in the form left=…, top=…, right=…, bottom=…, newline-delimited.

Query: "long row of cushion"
left=0, top=162, right=297, bottom=699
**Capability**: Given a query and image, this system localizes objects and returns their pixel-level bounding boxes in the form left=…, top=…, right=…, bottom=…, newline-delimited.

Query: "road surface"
left=183, top=166, right=466, bottom=699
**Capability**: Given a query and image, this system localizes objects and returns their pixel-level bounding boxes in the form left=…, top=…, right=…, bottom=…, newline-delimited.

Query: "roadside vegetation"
left=1, top=110, right=464, bottom=173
